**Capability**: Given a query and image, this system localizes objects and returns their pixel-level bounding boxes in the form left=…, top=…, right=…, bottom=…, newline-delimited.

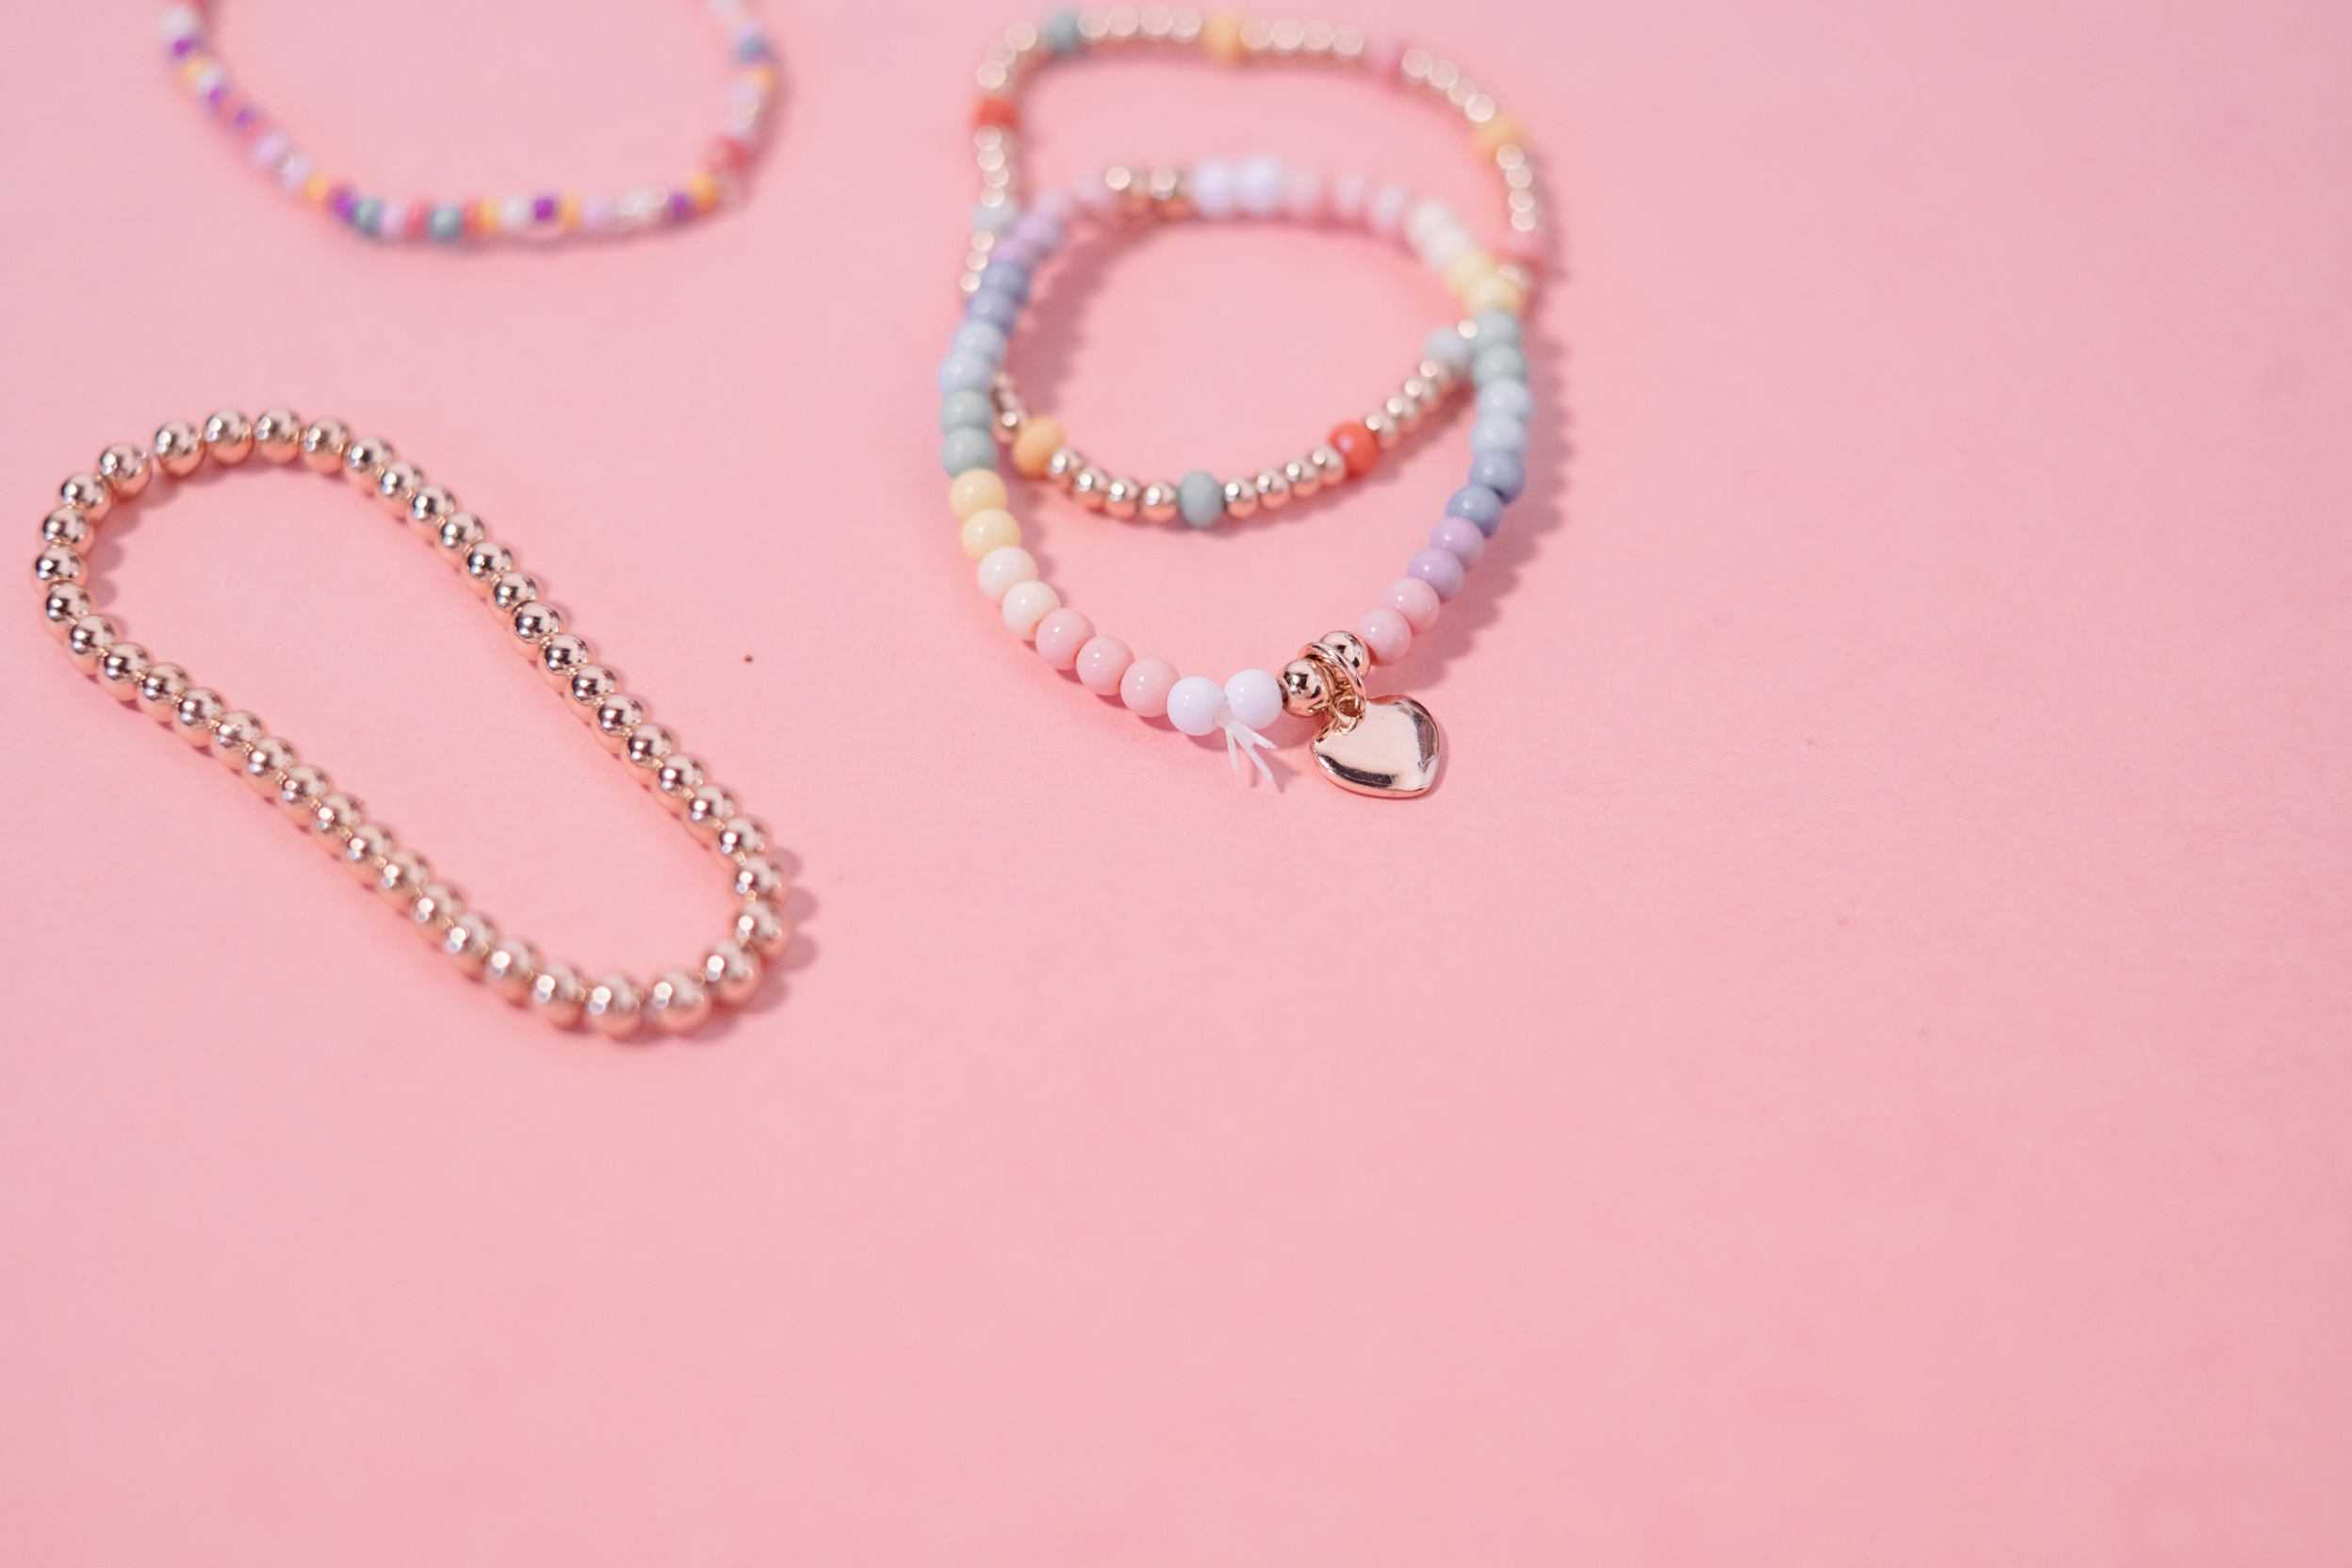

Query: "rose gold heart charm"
left=1281, top=630, right=1445, bottom=798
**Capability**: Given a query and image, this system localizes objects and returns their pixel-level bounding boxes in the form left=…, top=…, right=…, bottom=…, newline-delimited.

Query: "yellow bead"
left=1473, top=115, right=1525, bottom=157
left=1443, top=247, right=1498, bottom=295
left=687, top=172, right=721, bottom=212
left=1203, top=12, right=1246, bottom=61
left=1462, top=272, right=1526, bottom=318
left=301, top=173, right=330, bottom=206
left=949, top=469, right=1008, bottom=520
left=476, top=197, right=503, bottom=234
left=558, top=193, right=582, bottom=232
left=960, top=509, right=1021, bottom=561
left=1011, top=417, right=1065, bottom=477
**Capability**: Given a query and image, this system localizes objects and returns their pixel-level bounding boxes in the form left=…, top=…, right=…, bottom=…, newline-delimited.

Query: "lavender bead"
left=1470, top=415, right=1527, bottom=455
left=940, top=390, right=996, bottom=432
left=1408, top=548, right=1467, bottom=600
left=954, top=320, right=1009, bottom=363
left=1429, top=515, right=1487, bottom=566
left=979, top=258, right=1031, bottom=303
left=940, top=427, right=998, bottom=475
left=966, top=289, right=1021, bottom=331
left=937, top=351, right=996, bottom=397
left=1237, top=155, right=1287, bottom=218
left=1446, top=484, right=1506, bottom=535
left=1191, top=159, right=1238, bottom=219
left=1011, top=210, right=1065, bottom=255
left=1469, top=450, right=1526, bottom=501
left=990, top=238, right=1038, bottom=270
left=1477, top=381, right=1533, bottom=421
left=1472, top=345, right=1528, bottom=387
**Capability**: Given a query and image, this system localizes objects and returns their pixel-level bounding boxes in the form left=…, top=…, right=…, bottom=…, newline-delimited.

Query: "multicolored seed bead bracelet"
left=159, top=1, right=778, bottom=245
left=35, top=415, right=793, bottom=1037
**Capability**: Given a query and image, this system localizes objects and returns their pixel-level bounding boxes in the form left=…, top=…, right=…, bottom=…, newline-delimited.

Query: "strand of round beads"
left=159, top=1, right=778, bottom=245
left=35, top=414, right=792, bottom=1037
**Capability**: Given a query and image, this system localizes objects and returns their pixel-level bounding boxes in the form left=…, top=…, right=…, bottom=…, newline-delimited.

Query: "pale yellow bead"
left=1011, top=417, right=1065, bottom=477
left=960, top=508, right=1021, bottom=560
left=1202, top=12, right=1247, bottom=61
left=1443, top=247, right=1499, bottom=295
left=949, top=468, right=1008, bottom=520
left=1462, top=272, right=1526, bottom=318
left=1473, top=115, right=1525, bottom=157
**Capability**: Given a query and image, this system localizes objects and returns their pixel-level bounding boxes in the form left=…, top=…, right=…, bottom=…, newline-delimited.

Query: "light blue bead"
left=1043, top=9, right=1082, bottom=53
left=939, top=390, right=996, bottom=432
left=1469, top=416, right=1527, bottom=456
left=972, top=200, right=1019, bottom=236
left=1470, top=310, right=1522, bottom=351
left=965, top=289, right=1021, bottom=331
left=428, top=204, right=466, bottom=243
left=1423, top=325, right=1474, bottom=370
left=1469, top=450, right=1526, bottom=501
left=940, top=427, right=998, bottom=476
left=979, top=258, right=1031, bottom=304
left=1446, top=484, right=1506, bottom=536
left=1471, top=345, right=1527, bottom=387
left=954, top=320, right=1008, bottom=364
left=1177, top=471, right=1225, bottom=529
left=937, top=351, right=996, bottom=396
left=1477, top=381, right=1533, bottom=421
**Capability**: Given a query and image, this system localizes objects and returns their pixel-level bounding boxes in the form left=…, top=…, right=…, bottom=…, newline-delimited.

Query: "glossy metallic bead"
left=343, top=828, right=392, bottom=884
left=699, top=940, right=761, bottom=1005
left=528, top=961, right=587, bottom=1027
left=1400, top=374, right=1440, bottom=412
left=1147, top=164, right=1192, bottom=218
left=202, top=409, right=254, bottom=465
left=252, top=408, right=304, bottom=463
left=342, top=434, right=395, bottom=485
left=59, top=472, right=113, bottom=521
left=34, top=543, right=85, bottom=586
left=1367, top=407, right=1402, bottom=448
left=97, top=640, right=151, bottom=699
left=1071, top=466, right=1110, bottom=510
left=274, top=762, right=333, bottom=821
left=565, top=664, right=620, bottom=712
left=376, top=849, right=432, bottom=905
left=65, top=613, right=118, bottom=674
left=1220, top=478, right=1259, bottom=520
left=407, top=881, right=466, bottom=939
left=593, top=694, right=645, bottom=751
left=645, top=971, right=711, bottom=1034
left=308, top=791, right=367, bottom=841
left=1282, top=458, right=1320, bottom=500
left=733, top=856, right=785, bottom=902
left=42, top=507, right=93, bottom=553
left=1252, top=468, right=1291, bottom=512
left=730, top=899, right=792, bottom=959
left=1045, top=446, right=1086, bottom=489
left=624, top=722, right=676, bottom=773
left=537, top=633, right=594, bottom=686
left=299, top=417, right=350, bottom=473
left=170, top=686, right=226, bottom=747
left=584, top=973, right=644, bottom=1039
left=482, top=937, right=540, bottom=1004
left=97, top=442, right=153, bottom=498
left=1313, top=629, right=1374, bottom=686
left=208, top=709, right=266, bottom=763
left=490, top=570, right=541, bottom=613
left=683, top=784, right=738, bottom=841
left=1418, top=357, right=1460, bottom=392
left=153, top=420, right=205, bottom=478
left=461, top=541, right=514, bottom=596
left=1309, top=444, right=1347, bottom=486
left=1103, top=475, right=1142, bottom=519
left=374, top=460, right=423, bottom=515
left=135, top=662, right=191, bottom=721
left=653, top=755, right=706, bottom=809
left=241, top=735, right=296, bottom=790
left=711, top=816, right=767, bottom=862
left=1280, top=657, right=1331, bottom=716
left=510, top=600, right=562, bottom=650
left=435, top=512, right=486, bottom=561
left=440, top=912, right=497, bottom=973
left=1140, top=482, right=1179, bottom=523
left=406, top=484, right=457, bottom=537
left=42, top=582, right=96, bottom=638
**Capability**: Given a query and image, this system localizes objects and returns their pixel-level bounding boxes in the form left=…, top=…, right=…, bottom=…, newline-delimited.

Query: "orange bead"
left=1328, top=422, right=1380, bottom=480
left=975, top=98, right=1020, bottom=130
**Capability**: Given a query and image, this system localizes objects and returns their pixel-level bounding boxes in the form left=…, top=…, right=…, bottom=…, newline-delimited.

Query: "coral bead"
left=1012, top=417, right=1065, bottom=476
left=1119, top=656, right=1179, bottom=718
left=949, top=469, right=1008, bottom=519
left=1033, top=608, right=1095, bottom=669
left=960, top=508, right=1021, bottom=560
left=1327, top=421, right=1380, bottom=479
left=1355, top=607, right=1413, bottom=664
left=974, top=97, right=1019, bottom=130
left=1075, top=636, right=1133, bottom=696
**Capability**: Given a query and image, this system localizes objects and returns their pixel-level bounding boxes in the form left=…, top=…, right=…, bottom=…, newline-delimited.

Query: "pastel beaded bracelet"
left=35, top=415, right=793, bottom=1037
left=159, top=1, right=777, bottom=245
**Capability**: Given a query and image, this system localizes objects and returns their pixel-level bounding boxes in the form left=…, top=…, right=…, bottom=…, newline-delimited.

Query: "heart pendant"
left=1310, top=694, right=1443, bottom=797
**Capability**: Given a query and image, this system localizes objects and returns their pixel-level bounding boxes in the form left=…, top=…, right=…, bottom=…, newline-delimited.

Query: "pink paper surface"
left=4, top=0, right=2349, bottom=1561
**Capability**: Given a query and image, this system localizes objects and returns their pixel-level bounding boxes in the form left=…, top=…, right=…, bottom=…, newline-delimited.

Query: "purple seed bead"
left=1446, top=484, right=1505, bottom=536
left=1011, top=210, right=1065, bottom=254
left=531, top=193, right=559, bottom=225
left=1429, top=515, right=1487, bottom=567
left=670, top=189, right=696, bottom=221
left=991, top=238, right=1038, bottom=270
left=1468, top=450, right=1526, bottom=502
left=1408, top=548, right=1467, bottom=600
left=170, top=35, right=198, bottom=58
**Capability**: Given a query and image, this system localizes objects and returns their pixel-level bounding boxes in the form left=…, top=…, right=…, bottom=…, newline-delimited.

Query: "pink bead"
left=1364, top=34, right=1405, bottom=83
left=1075, top=635, right=1133, bottom=696
left=1033, top=608, right=1095, bottom=671
left=1367, top=183, right=1412, bottom=238
left=1331, top=170, right=1372, bottom=224
left=1119, top=656, right=1179, bottom=718
left=1382, top=576, right=1443, bottom=633
left=1074, top=172, right=1119, bottom=217
left=1429, top=514, right=1487, bottom=566
left=1355, top=607, right=1413, bottom=664
left=1283, top=166, right=1326, bottom=222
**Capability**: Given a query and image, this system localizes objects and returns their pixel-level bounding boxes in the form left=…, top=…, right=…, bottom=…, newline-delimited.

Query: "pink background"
left=4, top=0, right=2349, bottom=1561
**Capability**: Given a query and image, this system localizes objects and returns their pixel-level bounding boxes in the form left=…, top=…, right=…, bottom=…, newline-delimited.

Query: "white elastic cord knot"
left=1220, top=710, right=1277, bottom=785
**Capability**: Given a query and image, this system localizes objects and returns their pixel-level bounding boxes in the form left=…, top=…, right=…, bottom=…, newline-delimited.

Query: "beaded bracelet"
left=159, top=1, right=778, bottom=245
left=35, top=416, right=792, bottom=1038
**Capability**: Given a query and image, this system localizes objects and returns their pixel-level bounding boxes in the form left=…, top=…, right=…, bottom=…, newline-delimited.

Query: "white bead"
left=1367, top=183, right=1412, bottom=238
left=976, top=545, right=1037, bottom=602
left=1237, top=155, right=1286, bottom=218
left=499, top=194, right=533, bottom=233
left=1166, top=676, right=1228, bottom=736
left=1418, top=224, right=1475, bottom=269
left=1405, top=198, right=1457, bottom=248
left=1000, top=580, right=1060, bottom=638
left=1224, top=668, right=1282, bottom=730
left=1190, top=158, right=1237, bottom=219
left=1282, top=166, right=1325, bottom=222
left=1331, top=170, right=1372, bottom=223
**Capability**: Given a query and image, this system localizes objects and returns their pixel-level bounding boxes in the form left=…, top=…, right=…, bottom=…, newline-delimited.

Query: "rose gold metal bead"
left=1309, top=444, right=1347, bottom=486
left=299, top=418, right=349, bottom=473
left=529, top=961, right=587, bottom=1027
left=1221, top=478, right=1258, bottom=520
left=538, top=633, right=594, bottom=685
left=1281, top=658, right=1331, bottom=716
left=1313, top=629, right=1374, bottom=686
left=700, top=940, right=761, bottom=1005
left=41, top=582, right=95, bottom=637
left=565, top=664, right=620, bottom=712
left=1140, top=482, right=1179, bottom=523
left=624, top=722, right=676, bottom=774
left=683, top=784, right=738, bottom=841
left=42, top=507, right=93, bottom=553
left=97, top=640, right=150, bottom=700
left=407, top=881, right=466, bottom=940
left=584, top=974, right=643, bottom=1038
left=209, top=709, right=266, bottom=764
left=645, top=971, right=711, bottom=1034
left=733, top=857, right=786, bottom=902
left=730, top=900, right=792, bottom=959
left=1282, top=457, right=1320, bottom=499
left=440, top=912, right=496, bottom=973
left=1072, top=466, right=1110, bottom=510
left=377, top=850, right=432, bottom=906
left=308, top=792, right=367, bottom=841
left=593, top=694, right=645, bottom=752
left=34, top=543, right=85, bottom=587
left=1103, top=475, right=1142, bottom=518
left=58, top=473, right=112, bottom=522
left=1252, top=468, right=1291, bottom=512
left=240, top=736, right=296, bottom=791
left=273, top=762, right=332, bottom=821
left=202, top=409, right=254, bottom=465
left=1045, top=447, right=1086, bottom=489
left=653, top=755, right=707, bottom=810
left=170, top=687, right=226, bottom=747
left=65, top=613, right=117, bottom=674
left=1373, top=402, right=1408, bottom=444
left=407, top=484, right=457, bottom=537
left=252, top=408, right=303, bottom=463
left=135, top=662, right=191, bottom=721
left=712, top=817, right=768, bottom=862
left=97, top=443, right=152, bottom=498
left=341, top=434, right=395, bottom=486
left=461, top=541, right=514, bottom=596
left=482, top=938, right=540, bottom=1004
left=374, top=460, right=423, bottom=515
left=152, top=421, right=205, bottom=479
left=490, top=570, right=540, bottom=613
left=510, top=600, right=563, bottom=650
left=341, top=825, right=396, bottom=881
